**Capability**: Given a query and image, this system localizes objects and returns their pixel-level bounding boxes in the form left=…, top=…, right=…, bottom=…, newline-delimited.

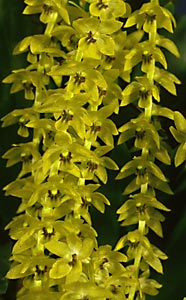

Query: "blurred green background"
left=0, top=0, right=186, bottom=299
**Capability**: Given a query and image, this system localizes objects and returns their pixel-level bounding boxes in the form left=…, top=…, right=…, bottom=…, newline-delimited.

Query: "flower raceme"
left=1, top=0, right=183, bottom=300
left=2, top=0, right=126, bottom=299
left=114, top=1, right=182, bottom=300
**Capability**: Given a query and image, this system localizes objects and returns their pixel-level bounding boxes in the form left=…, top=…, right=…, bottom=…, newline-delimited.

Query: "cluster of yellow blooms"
left=2, top=0, right=186, bottom=300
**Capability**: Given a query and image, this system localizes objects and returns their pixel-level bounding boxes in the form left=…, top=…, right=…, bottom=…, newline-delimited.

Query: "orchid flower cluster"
left=1, top=0, right=184, bottom=300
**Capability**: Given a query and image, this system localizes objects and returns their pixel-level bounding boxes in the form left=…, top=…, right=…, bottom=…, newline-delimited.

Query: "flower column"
left=115, top=0, right=180, bottom=299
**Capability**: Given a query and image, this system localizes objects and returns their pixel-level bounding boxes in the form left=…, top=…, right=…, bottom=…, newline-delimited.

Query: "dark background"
left=0, top=0, right=186, bottom=299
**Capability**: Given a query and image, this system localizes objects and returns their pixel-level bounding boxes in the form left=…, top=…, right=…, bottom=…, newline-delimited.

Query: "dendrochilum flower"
left=3, top=69, right=48, bottom=100
left=121, top=76, right=160, bottom=108
left=73, top=17, right=122, bottom=59
left=170, top=111, right=186, bottom=167
left=89, top=0, right=131, bottom=20
left=23, top=0, right=70, bottom=25
left=124, top=41, right=167, bottom=74
left=1, top=108, right=38, bottom=138
left=125, top=0, right=176, bottom=33
left=48, top=233, right=94, bottom=282
left=117, top=193, right=170, bottom=237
